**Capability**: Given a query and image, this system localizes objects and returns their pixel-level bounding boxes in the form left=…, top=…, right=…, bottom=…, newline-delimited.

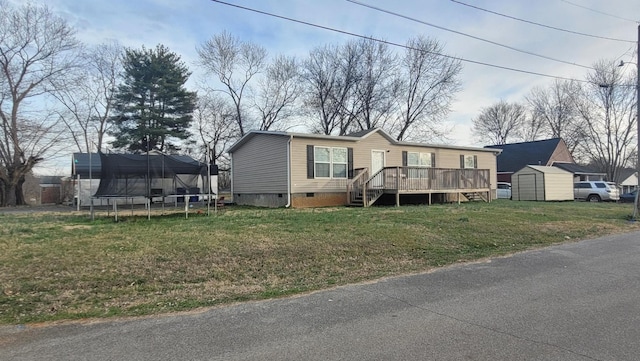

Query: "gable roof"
left=228, top=128, right=502, bottom=154
left=552, top=162, right=605, bottom=176
left=617, top=167, right=637, bottom=182
left=485, top=138, right=564, bottom=173
left=345, top=128, right=379, bottom=138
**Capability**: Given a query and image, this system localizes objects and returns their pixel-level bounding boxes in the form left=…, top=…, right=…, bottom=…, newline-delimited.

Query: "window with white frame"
left=314, top=146, right=348, bottom=178
left=462, top=155, right=476, bottom=169
left=407, top=152, right=433, bottom=167
left=406, top=151, right=434, bottom=179
left=332, top=148, right=347, bottom=178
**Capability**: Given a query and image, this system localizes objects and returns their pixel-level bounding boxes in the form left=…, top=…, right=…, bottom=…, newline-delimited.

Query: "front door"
left=371, top=150, right=385, bottom=188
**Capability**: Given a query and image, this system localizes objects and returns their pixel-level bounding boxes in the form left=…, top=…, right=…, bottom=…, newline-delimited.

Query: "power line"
left=345, top=0, right=593, bottom=70
left=559, top=0, right=640, bottom=24
left=614, top=45, right=637, bottom=63
left=209, top=0, right=591, bottom=84
left=450, top=0, right=635, bottom=43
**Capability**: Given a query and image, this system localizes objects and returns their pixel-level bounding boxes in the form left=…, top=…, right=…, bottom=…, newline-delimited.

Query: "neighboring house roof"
left=39, top=176, right=63, bottom=185
left=552, top=162, right=605, bottom=176
left=228, top=128, right=502, bottom=154
left=617, top=168, right=637, bottom=183
left=485, top=138, right=571, bottom=173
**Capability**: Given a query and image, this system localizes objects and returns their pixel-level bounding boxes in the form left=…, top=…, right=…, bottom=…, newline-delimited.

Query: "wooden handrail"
left=347, top=168, right=369, bottom=205
left=348, top=167, right=490, bottom=206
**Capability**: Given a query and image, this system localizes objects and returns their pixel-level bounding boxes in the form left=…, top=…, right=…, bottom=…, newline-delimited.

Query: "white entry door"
left=371, top=150, right=385, bottom=188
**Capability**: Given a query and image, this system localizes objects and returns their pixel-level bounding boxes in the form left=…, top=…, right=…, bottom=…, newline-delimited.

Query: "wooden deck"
left=347, top=167, right=492, bottom=207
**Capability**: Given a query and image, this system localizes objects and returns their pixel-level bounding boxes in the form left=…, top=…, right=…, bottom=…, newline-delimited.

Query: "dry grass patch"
left=1, top=201, right=639, bottom=324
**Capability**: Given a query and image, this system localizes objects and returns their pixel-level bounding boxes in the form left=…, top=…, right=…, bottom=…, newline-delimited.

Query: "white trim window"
left=461, top=154, right=477, bottom=169
left=407, top=152, right=434, bottom=167
left=406, top=151, right=434, bottom=179
left=314, top=146, right=348, bottom=179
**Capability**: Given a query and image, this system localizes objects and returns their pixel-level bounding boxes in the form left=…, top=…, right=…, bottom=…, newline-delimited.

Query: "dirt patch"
left=62, top=225, right=92, bottom=230
left=0, top=205, right=76, bottom=214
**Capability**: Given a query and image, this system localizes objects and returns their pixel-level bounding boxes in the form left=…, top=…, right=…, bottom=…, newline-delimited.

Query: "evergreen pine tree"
left=111, top=44, right=196, bottom=153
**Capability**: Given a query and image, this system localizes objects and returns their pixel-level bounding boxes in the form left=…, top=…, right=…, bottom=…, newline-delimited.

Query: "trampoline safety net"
left=94, top=152, right=216, bottom=198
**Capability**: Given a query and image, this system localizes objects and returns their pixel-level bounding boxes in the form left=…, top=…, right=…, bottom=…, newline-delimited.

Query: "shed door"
left=517, top=174, right=538, bottom=201
left=371, top=150, right=385, bottom=188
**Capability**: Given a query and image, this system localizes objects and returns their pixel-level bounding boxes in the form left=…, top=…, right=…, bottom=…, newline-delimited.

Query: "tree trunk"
left=0, top=180, right=5, bottom=206
left=3, top=160, right=38, bottom=206
left=4, top=183, right=17, bottom=207
left=16, top=177, right=26, bottom=205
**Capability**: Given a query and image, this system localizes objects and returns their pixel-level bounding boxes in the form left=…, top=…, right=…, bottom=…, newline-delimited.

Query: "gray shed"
left=512, top=165, right=573, bottom=201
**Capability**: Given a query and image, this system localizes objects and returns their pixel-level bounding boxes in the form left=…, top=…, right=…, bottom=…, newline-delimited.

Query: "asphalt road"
left=2, top=231, right=640, bottom=361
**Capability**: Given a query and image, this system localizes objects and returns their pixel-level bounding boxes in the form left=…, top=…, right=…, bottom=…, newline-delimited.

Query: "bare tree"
left=0, top=2, right=80, bottom=206
left=197, top=31, right=267, bottom=136
left=255, top=55, right=301, bottom=131
left=351, top=38, right=399, bottom=132
left=574, top=60, right=636, bottom=182
left=526, top=80, right=584, bottom=152
left=395, top=36, right=462, bottom=141
left=193, top=92, right=237, bottom=167
left=302, top=43, right=360, bottom=135
left=472, top=100, right=527, bottom=145
left=518, top=112, right=546, bottom=142
left=53, top=41, right=122, bottom=153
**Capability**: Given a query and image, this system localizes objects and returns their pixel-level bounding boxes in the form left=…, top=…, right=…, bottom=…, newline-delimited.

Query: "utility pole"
left=635, top=24, right=640, bottom=220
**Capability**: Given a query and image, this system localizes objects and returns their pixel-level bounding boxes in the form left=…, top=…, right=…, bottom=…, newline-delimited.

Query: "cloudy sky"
left=10, top=0, right=639, bottom=173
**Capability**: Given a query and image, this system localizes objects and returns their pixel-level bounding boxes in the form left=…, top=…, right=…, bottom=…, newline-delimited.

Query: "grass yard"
left=1, top=200, right=639, bottom=325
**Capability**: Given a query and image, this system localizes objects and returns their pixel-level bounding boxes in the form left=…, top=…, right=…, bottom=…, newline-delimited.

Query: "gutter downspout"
left=285, top=135, right=292, bottom=208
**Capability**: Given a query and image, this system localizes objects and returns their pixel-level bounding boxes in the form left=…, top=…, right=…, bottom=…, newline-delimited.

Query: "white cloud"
left=12, top=0, right=640, bottom=173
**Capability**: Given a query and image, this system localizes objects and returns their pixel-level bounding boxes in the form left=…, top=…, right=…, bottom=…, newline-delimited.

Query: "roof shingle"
left=485, top=138, right=563, bottom=173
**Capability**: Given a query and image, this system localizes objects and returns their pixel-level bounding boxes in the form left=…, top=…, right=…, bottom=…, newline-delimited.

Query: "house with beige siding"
left=228, top=128, right=502, bottom=208
left=617, top=168, right=638, bottom=194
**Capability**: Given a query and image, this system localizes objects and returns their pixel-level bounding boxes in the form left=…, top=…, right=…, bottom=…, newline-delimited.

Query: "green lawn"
left=1, top=201, right=638, bottom=325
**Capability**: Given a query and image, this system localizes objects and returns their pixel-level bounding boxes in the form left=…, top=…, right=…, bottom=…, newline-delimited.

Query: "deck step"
left=462, top=192, right=488, bottom=202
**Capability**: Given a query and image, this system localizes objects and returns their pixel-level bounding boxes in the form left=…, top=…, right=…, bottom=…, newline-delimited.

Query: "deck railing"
left=348, top=166, right=490, bottom=206
left=346, top=168, right=369, bottom=205
left=378, top=167, right=490, bottom=191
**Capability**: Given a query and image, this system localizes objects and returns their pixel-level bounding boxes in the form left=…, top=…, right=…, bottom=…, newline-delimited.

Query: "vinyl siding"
left=290, top=132, right=499, bottom=193
left=620, top=173, right=638, bottom=187
left=290, top=136, right=375, bottom=193
left=544, top=173, right=573, bottom=200
left=548, top=140, right=574, bottom=164
left=232, top=134, right=289, bottom=193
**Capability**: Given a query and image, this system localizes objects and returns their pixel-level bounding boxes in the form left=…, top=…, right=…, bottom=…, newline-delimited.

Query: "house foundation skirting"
left=235, top=190, right=494, bottom=208
left=234, top=192, right=347, bottom=208
left=233, top=193, right=288, bottom=208
left=291, top=192, right=347, bottom=208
